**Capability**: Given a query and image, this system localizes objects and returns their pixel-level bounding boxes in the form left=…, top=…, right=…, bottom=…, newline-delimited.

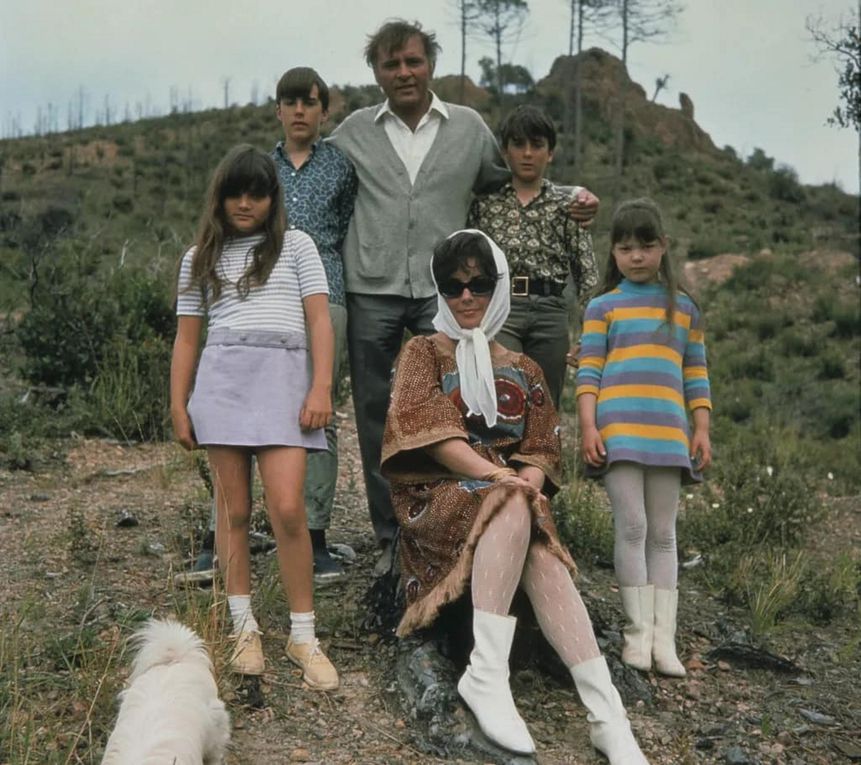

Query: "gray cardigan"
left=330, top=102, right=509, bottom=299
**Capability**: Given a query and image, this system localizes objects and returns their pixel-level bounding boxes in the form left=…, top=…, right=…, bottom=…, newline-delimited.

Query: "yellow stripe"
left=602, top=422, right=689, bottom=445
left=576, top=385, right=599, bottom=397
left=582, top=319, right=607, bottom=334
left=607, top=344, right=682, bottom=365
left=689, top=329, right=704, bottom=342
left=684, top=366, right=708, bottom=379
left=579, top=358, right=605, bottom=371
left=611, top=307, right=692, bottom=329
left=688, top=398, right=712, bottom=411
left=600, top=384, right=685, bottom=407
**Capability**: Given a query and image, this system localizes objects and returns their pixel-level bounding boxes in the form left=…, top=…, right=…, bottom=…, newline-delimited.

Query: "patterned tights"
left=471, top=493, right=601, bottom=667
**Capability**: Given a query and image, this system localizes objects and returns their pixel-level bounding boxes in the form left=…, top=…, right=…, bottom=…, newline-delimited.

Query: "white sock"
left=290, top=611, right=316, bottom=645
left=228, top=594, right=260, bottom=634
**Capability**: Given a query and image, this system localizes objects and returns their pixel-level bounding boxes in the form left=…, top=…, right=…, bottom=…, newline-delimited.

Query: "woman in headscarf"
left=381, top=230, right=649, bottom=763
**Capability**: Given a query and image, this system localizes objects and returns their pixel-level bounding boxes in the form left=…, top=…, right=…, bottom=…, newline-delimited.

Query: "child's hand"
left=172, top=409, right=198, bottom=451
left=581, top=425, right=607, bottom=467
left=300, top=385, right=333, bottom=431
left=566, top=341, right=581, bottom=369
left=690, top=429, right=712, bottom=471
left=567, top=188, right=600, bottom=227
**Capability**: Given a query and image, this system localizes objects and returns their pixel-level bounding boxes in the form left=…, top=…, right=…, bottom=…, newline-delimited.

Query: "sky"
left=1, top=0, right=858, bottom=194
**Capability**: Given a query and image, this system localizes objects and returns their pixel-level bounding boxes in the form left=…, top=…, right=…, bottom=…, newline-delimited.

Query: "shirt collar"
left=374, top=91, right=449, bottom=123
left=274, top=138, right=322, bottom=167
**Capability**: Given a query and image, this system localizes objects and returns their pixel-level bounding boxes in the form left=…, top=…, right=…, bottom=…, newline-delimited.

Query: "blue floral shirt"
left=272, top=140, right=357, bottom=305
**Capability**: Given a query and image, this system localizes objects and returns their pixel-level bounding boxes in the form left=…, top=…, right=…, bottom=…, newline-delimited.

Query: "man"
left=272, top=67, right=357, bottom=582
left=331, top=20, right=597, bottom=573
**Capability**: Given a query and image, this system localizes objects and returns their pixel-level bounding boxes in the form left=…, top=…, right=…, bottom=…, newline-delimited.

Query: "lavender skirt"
left=187, top=328, right=326, bottom=451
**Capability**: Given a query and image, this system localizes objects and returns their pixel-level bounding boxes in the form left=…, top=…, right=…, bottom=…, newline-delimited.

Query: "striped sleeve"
left=290, top=231, right=329, bottom=299
left=176, top=249, right=205, bottom=317
left=575, top=297, right=608, bottom=397
left=683, top=303, right=711, bottom=411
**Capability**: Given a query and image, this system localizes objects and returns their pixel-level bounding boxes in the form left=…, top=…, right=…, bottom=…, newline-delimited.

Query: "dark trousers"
left=497, top=293, right=571, bottom=410
left=346, top=292, right=437, bottom=545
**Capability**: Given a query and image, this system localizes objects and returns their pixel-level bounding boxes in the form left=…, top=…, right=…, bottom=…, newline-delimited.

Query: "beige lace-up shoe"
left=230, top=630, right=264, bottom=675
left=286, top=638, right=339, bottom=690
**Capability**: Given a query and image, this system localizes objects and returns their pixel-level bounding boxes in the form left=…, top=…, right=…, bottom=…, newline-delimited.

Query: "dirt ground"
left=1, top=390, right=859, bottom=765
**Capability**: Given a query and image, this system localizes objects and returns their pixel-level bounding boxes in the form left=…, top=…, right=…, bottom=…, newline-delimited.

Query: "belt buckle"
left=512, top=276, right=529, bottom=297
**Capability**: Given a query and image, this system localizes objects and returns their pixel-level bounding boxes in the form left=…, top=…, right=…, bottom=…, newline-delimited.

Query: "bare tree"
left=564, top=0, right=614, bottom=170
left=807, top=3, right=860, bottom=214
left=474, top=0, right=529, bottom=99
left=606, top=0, right=682, bottom=198
left=448, top=0, right=481, bottom=102
left=806, top=6, right=860, bottom=132
left=222, top=77, right=231, bottom=109
left=651, top=73, right=670, bottom=102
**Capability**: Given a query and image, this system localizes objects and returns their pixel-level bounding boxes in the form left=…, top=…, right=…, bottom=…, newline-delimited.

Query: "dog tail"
left=128, top=619, right=211, bottom=681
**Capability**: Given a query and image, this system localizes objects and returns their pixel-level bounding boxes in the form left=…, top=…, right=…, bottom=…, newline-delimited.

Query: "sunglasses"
left=438, top=276, right=498, bottom=299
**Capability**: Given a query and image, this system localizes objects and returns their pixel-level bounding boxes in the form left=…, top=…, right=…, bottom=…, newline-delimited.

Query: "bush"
left=17, top=261, right=174, bottom=389
left=554, top=480, right=614, bottom=567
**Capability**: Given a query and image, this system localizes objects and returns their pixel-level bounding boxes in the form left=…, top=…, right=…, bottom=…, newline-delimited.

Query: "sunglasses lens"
left=469, top=278, right=496, bottom=295
left=439, top=277, right=496, bottom=298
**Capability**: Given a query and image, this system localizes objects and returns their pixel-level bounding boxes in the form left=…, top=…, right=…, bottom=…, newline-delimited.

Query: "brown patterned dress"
left=381, top=334, right=576, bottom=637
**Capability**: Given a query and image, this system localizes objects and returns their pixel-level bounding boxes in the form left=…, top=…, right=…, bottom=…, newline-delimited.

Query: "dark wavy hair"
left=499, top=105, right=557, bottom=151
left=598, top=197, right=695, bottom=326
left=432, top=231, right=498, bottom=285
left=364, top=19, right=441, bottom=69
left=185, top=144, right=286, bottom=303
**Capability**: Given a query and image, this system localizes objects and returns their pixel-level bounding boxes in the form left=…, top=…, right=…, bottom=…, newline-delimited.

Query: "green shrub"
left=554, top=480, right=614, bottom=567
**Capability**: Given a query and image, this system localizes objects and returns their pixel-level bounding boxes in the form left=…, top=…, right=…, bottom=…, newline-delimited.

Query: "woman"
left=381, top=230, right=648, bottom=763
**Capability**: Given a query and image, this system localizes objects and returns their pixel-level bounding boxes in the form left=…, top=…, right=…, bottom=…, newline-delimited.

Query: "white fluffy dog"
left=101, top=619, right=230, bottom=765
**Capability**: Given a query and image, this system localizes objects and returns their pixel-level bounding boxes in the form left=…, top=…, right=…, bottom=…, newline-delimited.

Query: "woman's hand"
left=171, top=407, right=197, bottom=451
left=581, top=425, right=607, bottom=467
left=300, top=384, right=333, bottom=431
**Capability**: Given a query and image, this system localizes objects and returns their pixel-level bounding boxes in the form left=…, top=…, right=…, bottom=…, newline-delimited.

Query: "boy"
left=271, top=67, right=357, bottom=582
left=467, top=105, right=598, bottom=408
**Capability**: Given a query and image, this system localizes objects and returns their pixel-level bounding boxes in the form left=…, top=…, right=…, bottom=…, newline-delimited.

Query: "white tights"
left=603, top=462, right=681, bottom=589
left=471, top=494, right=601, bottom=668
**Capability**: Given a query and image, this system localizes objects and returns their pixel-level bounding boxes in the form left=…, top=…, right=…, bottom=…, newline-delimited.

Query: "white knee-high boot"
left=653, top=588, right=686, bottom=677
left=619, top=585, right=654, bottom=671
left=569, top=656, right=650, bottom=764
left=457, top=610, right=535, bottom=754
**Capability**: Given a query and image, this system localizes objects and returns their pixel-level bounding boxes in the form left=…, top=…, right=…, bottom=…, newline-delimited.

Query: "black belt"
left=511, top=276, right=566, bottom=297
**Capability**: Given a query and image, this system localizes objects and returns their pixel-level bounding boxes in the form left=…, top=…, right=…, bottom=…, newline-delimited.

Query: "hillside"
left=0, top=48, right=857, bottom=312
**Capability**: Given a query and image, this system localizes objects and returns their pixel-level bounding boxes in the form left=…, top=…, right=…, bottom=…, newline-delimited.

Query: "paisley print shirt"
left=467, top=180, right=598, bottom=310
left=272, top=139, right=357, bottom=306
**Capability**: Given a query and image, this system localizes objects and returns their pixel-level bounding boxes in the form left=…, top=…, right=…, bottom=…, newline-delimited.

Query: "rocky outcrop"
left=538, top=48, right=718, bottom=154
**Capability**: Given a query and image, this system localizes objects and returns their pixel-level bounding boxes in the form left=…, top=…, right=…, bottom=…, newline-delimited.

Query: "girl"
left=576, top=198, right=712, bottom=677
left=170, top=144, right=338, bottom=689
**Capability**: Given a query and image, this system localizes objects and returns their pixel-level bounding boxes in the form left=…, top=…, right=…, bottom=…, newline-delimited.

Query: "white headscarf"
left=431, top=229, right=511, bottom=427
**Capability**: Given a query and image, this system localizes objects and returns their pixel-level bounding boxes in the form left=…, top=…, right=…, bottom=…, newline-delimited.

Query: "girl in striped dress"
left=576, top=197, right=712, bottom=677
left=170, top=145, right=338, bottom=688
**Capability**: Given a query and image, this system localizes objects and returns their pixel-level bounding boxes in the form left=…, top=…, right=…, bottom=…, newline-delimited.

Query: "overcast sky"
left=1, top=0, right=857, bottom=193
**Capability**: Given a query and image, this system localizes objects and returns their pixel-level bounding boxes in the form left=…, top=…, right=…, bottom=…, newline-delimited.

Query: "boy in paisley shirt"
left=468, top=105, right=598, bottom=408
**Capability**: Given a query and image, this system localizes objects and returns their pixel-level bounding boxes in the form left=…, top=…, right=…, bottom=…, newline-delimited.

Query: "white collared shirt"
left=375, top=92, right=449, bottom=185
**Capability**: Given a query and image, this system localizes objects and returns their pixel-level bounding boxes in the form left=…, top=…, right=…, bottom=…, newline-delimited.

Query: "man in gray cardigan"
left=331, top=20, right=595, bottom=573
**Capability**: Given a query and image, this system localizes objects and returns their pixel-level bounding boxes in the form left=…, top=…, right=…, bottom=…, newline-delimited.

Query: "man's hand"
left=567, top=187, right=600, bottom=227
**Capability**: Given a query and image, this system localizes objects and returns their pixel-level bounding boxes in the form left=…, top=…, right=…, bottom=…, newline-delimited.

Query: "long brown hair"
left=597, top=197, right=695, bottom=326
left=186, top=144, right=286, bottom=303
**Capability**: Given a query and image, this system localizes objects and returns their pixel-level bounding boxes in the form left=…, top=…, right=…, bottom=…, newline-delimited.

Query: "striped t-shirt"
left=575, top=279, right=711, bottom=478
left=176, top=230, right=328, bottom=333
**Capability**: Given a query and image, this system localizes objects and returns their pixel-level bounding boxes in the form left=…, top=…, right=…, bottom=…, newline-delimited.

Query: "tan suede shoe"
left=286, top=638, right=339, bottom=690
left=230, top=631, right=264, bottom=675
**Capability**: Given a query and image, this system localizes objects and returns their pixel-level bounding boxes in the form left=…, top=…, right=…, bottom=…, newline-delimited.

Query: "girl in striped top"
left=576, top=197, right=712, bottom=678
left=171, top=145, right=339, bottom=689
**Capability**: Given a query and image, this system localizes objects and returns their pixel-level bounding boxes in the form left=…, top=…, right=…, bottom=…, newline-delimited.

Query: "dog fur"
left=101, top=619, right=230, bottom=765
